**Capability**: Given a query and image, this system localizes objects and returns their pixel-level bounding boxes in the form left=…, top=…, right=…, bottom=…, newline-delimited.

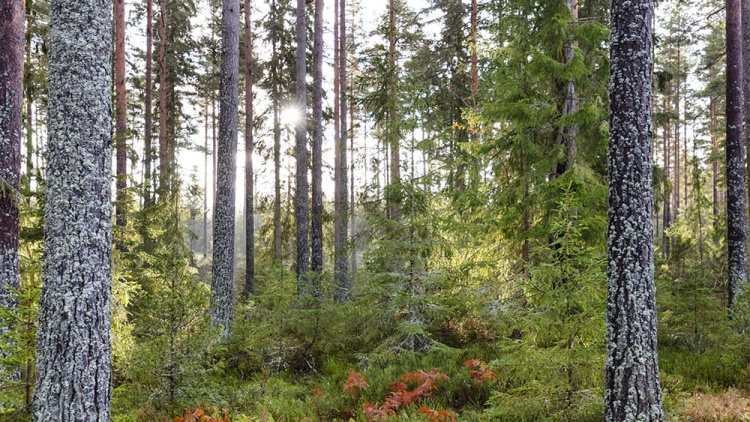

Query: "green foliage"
left=113, top=191, right=219, bottom=419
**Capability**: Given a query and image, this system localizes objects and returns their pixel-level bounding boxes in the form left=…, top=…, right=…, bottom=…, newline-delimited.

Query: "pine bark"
left=673, top=42, right=680, bottom=218
left=158, top=0, right=169, bottom=196
left=114, top=0, right=127, bottom=230
left=726, top=0, right=746, bottom=309
left=334, top=0, right=349, bottom=301
left=144, top=0, right=153, bottom=205
left=333, top=0, right=341, bottom=268
left=211, top=0, right=239, bottom=338
left=470, top=0, right=478, bottom=99
left=33, top=0, right=112, bottom=418
left=244, top=0, right=255, bottom=296
left=605, top=0, right=664, bottom=420
left=0, top=0, right=24, bottom=365
left=388, top=0, right=401, bottom=224
left=295, top=0, right=310, bottom=288
left=743, top=0, right=750, bottom=219
left=311, top=0, right=324, bottom=277
left=350, top=82, right=356, bottom=275
left=272, top=0, right=282, bottom=261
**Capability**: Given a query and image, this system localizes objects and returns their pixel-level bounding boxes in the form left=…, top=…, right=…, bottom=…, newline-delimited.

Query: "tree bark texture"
left=742, top=0, right=750, bottom=230
left=295, top=0, right=310, bottom=289
left=334, top=0, right=349, bottom=301
left=211, top=0, right=239, bottom=338
left=158, top=0, right=169, bottom=196
left=311, top=0, right=324, bottom=278
left=726, top=0, right=746, bottom=309
left=388, top=0, right=401, bottom=224
left=144, top=0, right=153, bottom=206
left=0, top=0, right=24, bottom=364
left=244, top=0, right=255, bottom=296
left=114, top=0, right=127, bottom=229
left=605, top=0, right=664, bottom=420
left=33, top=0, right=112, bottom=419
left=333, top=0, right=340, bottom=267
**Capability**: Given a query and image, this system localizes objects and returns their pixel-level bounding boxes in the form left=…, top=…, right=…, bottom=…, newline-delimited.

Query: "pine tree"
left=310, top=0, right=324, bottom=277
left=211, top=0, right=239, bottom=338
left=726, top=0, right=746, bottom=310
left=115, top=0, right=128, bottom=232
left=334, top=0, right=349, bottom=301
left=605, top=0, right=664, bottom=419
left=243, top=0, right=255, bottom=296
left=0, top=0, right=24, bottom=387
left=294, top=0, right=310, bottom=287
left=144, top=0, right=154, bottom=206
left=33, top=0, right=113, bottom=417
left=158, top=0, right=169, bottom=195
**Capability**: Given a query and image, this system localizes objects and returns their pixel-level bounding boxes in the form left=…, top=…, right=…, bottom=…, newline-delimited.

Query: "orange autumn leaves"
left=463, top=359, right=497, bottom=383
left=172, top=408, right=230, bottom=422
left=357, top=369, right=452, bottom=421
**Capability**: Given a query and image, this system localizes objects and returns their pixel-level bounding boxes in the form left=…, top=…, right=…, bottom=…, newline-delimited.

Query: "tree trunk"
left=295, top=0, right=310, bottom=289
left=272, top=0, right=282, bottom=261
left=204, top=98, right=209, bottom=257
left=0, top=0, right=24, bottom=377
left=743, top=0, right=750, bottom=225
left=350, top=81, right=357, bottom=275
left=114, top=0, right=127, bottom=231
left=662, top=92, right=671, bottom=257
left=34, top=0, right=112, bottom=418
left=388, top=0, right=401, bottom=224
left=144, top=0, right=153, bottom=206
left=244, top=0, right=254, bottom=296
left=334, top=0, right=349, bottom=301
left=470, top=0, right=478, bottom=100
left=726, top=0, right=746, bottom=310
left=333, top=0, right=341, bottom=267
left=211, top=0, right=239, bottom=338
left=158, top=0, right=168, bottom=197
left=311, top=0, right=324, bottom=278
left=605, top=0, right=664, bottom=420
left=674, top=42, right=680, bottom=220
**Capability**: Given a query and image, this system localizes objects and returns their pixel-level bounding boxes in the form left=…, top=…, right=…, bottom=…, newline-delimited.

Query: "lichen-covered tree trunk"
left=243, top=0, right=255, bottom=296
left=742, top=0, right=750, bottom=230
left=114, top=0, right=127, bottom=230
left=294, top=0, right=310, bottom=289
left=311, top=0, right=324, bottom=278
left=0, top=0, right=24, bottom=372
left=388, top=0, right=401, bottom=224
left=605, top=0, right=664, bottom=420
left=333, top=0, right=341, bottom=270
left=144, top=0, right=153, bottom=206
left=726, top=0, right=746, bottom=309
left=211, top=0, right=239, bottom=338
left=33, top=0, right=112, bottom=418
left=334, top=0, right=349, bottom=302
left=673, top=42, right=681, bottom=219
left=158, top=0, right=169, bottom=197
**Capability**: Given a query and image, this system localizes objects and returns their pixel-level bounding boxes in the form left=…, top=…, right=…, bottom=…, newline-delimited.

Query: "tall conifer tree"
left=211, top=0, right=239, bottom=337
left=33, top=0, right=113, bottom=417
left=605, top=0, right=664, bottom=419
